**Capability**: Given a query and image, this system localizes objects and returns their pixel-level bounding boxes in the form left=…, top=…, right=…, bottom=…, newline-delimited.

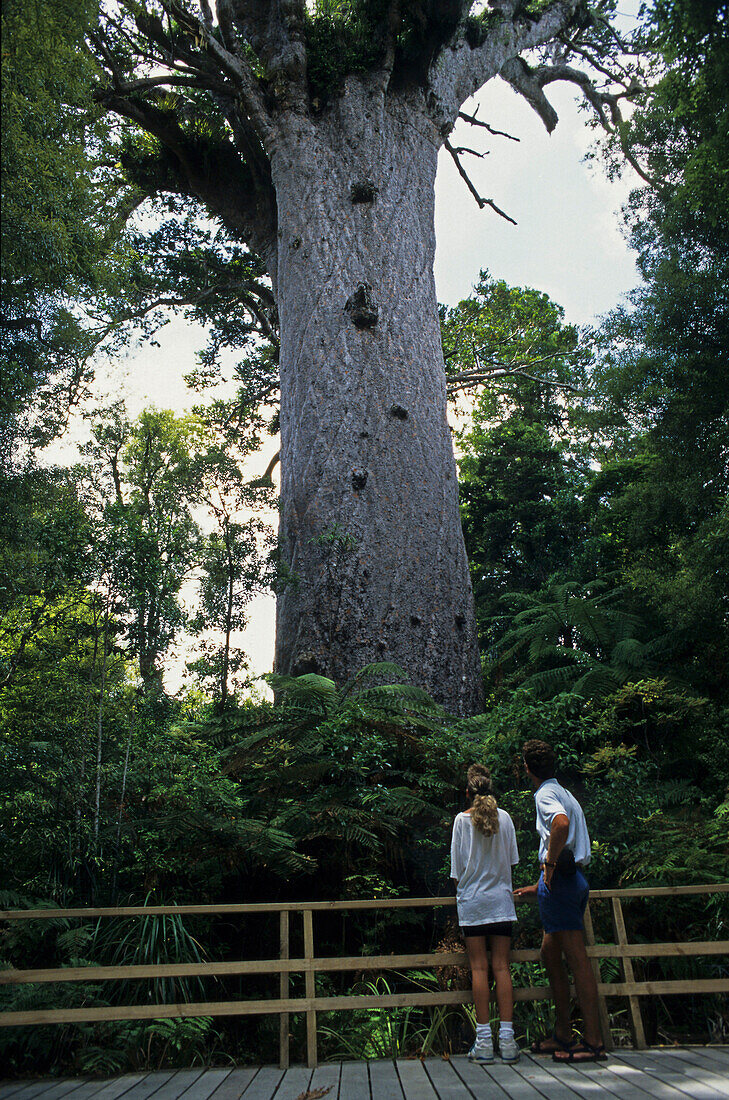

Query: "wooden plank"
left=587, top=1057, right=673, bottom=1100
left=302, top=910, right=317, bottom=1068
left=7, top=1083, right=84, bottom=1100
left=34, top=1083, right=105, bottom=1100
left=647, top=1050, right=729, bottom=1097
left=449, top=1055, right=512, bottom=1097
left=5, top=943, right=728, bottom=988
left=176, top=1071, right=233, bottom=1100
left=86, top=1075, right=149, bottom=1100
left=592, top=1055, right=688, bottom=1100
left=228, top=1068, right=282, bottom=1100
left=206, top=1068, right=258, bottom=1100
left=148, top=1071, right=206, bottom=1100
left=610, top=899, right=646, bottom=1050
left=4, top=1083, right=84, bottom=1100
left=4, top=884, right=728, bottom=921
left=368, top=1059, right=405, bottom=1100
left=483, top=1059, right=557, bottom=1100
left=307, top=1062, right=341, bottom=1099
left=583, top=903, right=613, bottom=1052
left=395, top=1060, right=437, bottom=1099
left=611, top=1051, right=721, bottom=1100
left=279, top=910, right=290, bottom=1070
left=0, top=1084, right=40, bottom=1100
left=5, top=978, right=729, bottom=1030
left=513, top=1056, right=590, bottom=1100
left=338, top=1061, right=370, bottom=1100
left=0, top=899, right=457, bottom=921
left=568, top=1060, right=649, bottom=1100
left=674, top=1045, right=729, bottom=1070
left=63, top=1083, right=129, bottom=1100
left=528, top=1057, right=625, bottom=1100
left=420, top=1058, right=469, bottom=1100
left=0, top=1082, right=76, bottom=1100
left=270, top=1066, right=311, bottom=1100
left=110, top=1073, right=176, bottom=1100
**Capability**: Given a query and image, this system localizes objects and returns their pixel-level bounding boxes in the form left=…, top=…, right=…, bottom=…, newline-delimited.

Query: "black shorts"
left=460, top=921, right=513, bottom=938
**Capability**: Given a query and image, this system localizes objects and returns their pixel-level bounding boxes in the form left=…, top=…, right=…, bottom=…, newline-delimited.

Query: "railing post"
left=583, top=901, right=613, bottom=1050
left=303, top=908, right=317, bottom=1068
left=279, top=910, right=290, bottom=1070
left=610, top=896, right=647, bottom=1049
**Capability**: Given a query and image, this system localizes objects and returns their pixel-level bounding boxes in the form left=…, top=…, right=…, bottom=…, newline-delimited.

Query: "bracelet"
left=543, top=861, right=556, bottom=867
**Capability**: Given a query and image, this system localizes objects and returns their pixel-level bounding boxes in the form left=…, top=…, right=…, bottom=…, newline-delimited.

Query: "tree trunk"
left=270, top=82, right=482, bottom=714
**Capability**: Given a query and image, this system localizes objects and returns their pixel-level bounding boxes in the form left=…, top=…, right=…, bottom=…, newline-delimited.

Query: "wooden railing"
left=2, top=884, right=728, bottom=1068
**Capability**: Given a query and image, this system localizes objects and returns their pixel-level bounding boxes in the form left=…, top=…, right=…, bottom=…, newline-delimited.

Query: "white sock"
left=499, top=1022, right=514, bottom=1039
left=476, top=1023, right=492, bottom=1040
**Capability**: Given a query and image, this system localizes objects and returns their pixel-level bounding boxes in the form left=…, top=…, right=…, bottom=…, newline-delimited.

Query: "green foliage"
left=0, top=0, right=141, bottom=458
left=214, top=664, right=464, bottom=895
left=305, top=0, right=388, bottom=104
left=443, top=271, right=589, bottom=424
left=493, top=581, right=661, bottom=699
left=303, top=0, right=467, bottom=104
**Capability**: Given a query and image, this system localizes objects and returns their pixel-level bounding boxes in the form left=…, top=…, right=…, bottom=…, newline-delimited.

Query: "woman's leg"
left=464, top=935, right=490, bottom=1024
left=488, top=934, right=513, bottom=1024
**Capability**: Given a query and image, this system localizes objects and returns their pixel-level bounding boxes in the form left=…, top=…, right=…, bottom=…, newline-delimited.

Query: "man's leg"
left=556, top=929, right=603, bottom=1051
left=540, top=931, right=574, bottom=1044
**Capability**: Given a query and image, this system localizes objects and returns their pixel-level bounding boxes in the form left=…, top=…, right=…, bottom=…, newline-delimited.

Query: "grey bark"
left=270, top=82, right=482, bottom=713
left=97, top=0, right=632, bottom=714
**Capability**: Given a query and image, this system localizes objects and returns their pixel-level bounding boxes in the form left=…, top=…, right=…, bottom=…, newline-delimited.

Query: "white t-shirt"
left=450, top=808, right=519, bottom=925
left=534, top=779, right=591, bottom=866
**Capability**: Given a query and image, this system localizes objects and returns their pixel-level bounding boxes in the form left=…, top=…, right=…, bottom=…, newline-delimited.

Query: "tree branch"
left=428, top=0, right=583, bottom=129
left=458, top=108, right=520, bottom=142
left=444, top=138, right=516, bottom=224
left=97, top=89, right=277, bottom=260
left=447, top=364, right=585, bottom=396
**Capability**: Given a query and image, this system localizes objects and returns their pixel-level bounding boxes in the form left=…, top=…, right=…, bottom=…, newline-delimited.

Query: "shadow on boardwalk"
left=2, top=1048, right=729, bottom=1100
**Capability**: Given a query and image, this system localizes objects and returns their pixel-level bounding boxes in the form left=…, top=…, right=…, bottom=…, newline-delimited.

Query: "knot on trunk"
left=345, top=283, right=378, bottom=329
left=390, top=404, right=409, bottom=421
left=351, top=180, right=378, bottom=204
left=351, top=467, right=368, bottom=491
left=291, top=652, right=323, bottom=676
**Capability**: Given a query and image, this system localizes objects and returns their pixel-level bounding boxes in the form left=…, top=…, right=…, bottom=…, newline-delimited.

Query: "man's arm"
left=542, top=813, right=569, bottom=890
left=514, top=812, right=570, bottom=900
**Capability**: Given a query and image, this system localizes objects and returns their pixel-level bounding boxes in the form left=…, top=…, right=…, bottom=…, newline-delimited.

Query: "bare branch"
left=513, top=59, right=660, bottom=187
left=447, top=364, right=585, bottom=396
left=444, top=138, right=517, bottom=225
left=451, top=145, right=488, bottom=159
left=458, top=109, right=520, bottom=142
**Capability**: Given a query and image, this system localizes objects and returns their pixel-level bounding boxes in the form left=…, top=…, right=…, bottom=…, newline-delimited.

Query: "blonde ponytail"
left=466, top=763, right=500, bottom=837
left=471, top=793, right=500, bottom=836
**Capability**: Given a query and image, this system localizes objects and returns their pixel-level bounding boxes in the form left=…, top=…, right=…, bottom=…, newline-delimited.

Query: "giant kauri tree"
left=91, top=1, right=646, bottom=713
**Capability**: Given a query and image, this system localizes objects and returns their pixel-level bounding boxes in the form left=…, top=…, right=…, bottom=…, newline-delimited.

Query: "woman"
left=450, top=763, right=520, bottom=1064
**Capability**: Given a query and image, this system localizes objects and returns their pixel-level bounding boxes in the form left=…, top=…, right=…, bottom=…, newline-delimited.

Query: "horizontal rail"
left=2, top=978, right=728, bottom=1028
left=3, top=941, right=727, bottom=986
left=2, top=883, right=728, bottom=921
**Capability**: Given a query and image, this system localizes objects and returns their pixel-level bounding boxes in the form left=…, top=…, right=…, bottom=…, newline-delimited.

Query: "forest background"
left=1, top=0, right=728, bottom=1075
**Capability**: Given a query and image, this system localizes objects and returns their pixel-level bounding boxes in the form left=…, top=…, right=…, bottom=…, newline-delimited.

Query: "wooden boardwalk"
left=2, top=1048, right=728, bottom=1100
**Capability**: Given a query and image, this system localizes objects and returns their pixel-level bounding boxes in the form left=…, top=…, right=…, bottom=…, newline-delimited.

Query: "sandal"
left=553, top=1040, right=608, bottom=1063
left=530, top=1031, right=576, bottom=1055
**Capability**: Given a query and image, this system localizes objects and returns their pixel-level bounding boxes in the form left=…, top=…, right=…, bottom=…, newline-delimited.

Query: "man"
left=513, top=739, right=608, bottom=1063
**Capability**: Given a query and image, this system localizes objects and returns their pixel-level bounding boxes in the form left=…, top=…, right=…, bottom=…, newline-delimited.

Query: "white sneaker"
left=499, top=1034, right=520, bottom=1063
left=468, top=1036, right=495, bottom=1063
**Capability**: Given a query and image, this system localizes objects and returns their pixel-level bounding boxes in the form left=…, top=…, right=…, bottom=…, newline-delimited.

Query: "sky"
left=44, top=71, right=642, bottom=694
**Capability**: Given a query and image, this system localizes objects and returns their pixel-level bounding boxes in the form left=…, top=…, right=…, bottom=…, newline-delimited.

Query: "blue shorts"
left=537, top=868, right=589, bottom=933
